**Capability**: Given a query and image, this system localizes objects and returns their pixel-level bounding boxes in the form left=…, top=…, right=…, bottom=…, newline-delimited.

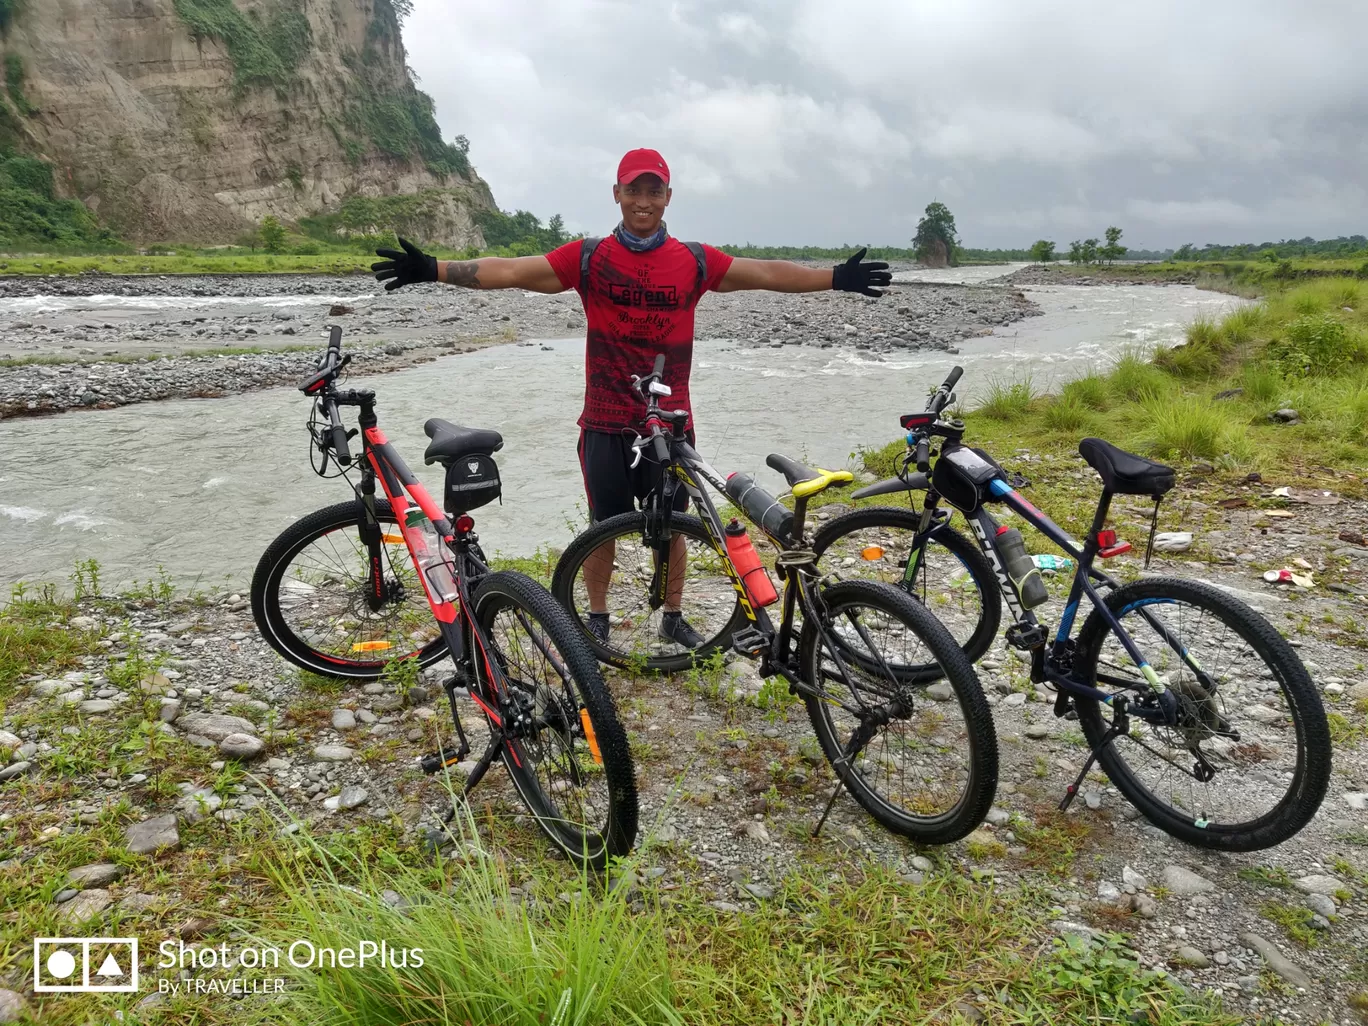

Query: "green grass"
left=0, top=585, right=101, bottom=695
left=977, top=376, right=1039, bottom=421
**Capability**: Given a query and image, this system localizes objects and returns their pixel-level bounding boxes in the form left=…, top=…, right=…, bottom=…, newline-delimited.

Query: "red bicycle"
left=250, top=327, right=637, bottom=867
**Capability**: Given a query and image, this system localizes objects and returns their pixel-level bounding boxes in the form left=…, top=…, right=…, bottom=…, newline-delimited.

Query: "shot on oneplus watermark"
left=34, top=937, right=139, bottom=993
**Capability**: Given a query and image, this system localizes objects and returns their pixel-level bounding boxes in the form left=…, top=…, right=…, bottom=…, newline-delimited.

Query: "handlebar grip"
left=652, top=353, right=666, bottom=377
left=332, top=425, right=352, bottom=465
left=328, top=325, right=342, bottom=352
left=944, top=365, right=963, bottom=390
left=652, top=431, right=670, bottom=463
left=914, top=438, right=930, bottom=473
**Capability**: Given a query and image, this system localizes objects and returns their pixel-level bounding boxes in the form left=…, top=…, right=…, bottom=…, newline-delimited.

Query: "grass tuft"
left=977, top=376, right=1038, bottom=421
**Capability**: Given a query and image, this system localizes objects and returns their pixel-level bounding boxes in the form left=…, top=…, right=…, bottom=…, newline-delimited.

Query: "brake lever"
left=629, top=434, right=647, bottom=469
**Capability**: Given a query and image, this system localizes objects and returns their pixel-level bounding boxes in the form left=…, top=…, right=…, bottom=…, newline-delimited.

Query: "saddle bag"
left=932, top=443, right=1007, bottom=513
left=443, top=452, right=502, bottom=514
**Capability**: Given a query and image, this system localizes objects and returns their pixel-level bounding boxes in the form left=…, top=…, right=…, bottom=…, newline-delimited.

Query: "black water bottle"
left=995, top=527, right=1049, bottom=609
left=724, top=472, right=793, bottom=541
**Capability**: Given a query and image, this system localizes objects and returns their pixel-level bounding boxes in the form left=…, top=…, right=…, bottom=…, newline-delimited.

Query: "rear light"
left=455, top=515, right=474, bottom=533
left=1098, top=529, right=1116, bottom=547
left=1097, top=529, right=1132, bottom=558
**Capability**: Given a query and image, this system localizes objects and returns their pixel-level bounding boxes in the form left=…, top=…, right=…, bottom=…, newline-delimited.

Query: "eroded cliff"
left=0, top=0, right=494, bottom=244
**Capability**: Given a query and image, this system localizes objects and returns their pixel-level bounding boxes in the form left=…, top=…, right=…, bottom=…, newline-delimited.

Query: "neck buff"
left=614, top=220, right=668, bottom=252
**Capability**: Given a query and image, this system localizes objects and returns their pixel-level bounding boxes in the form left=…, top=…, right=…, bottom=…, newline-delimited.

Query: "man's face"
left=613, top=174, right=670, bottom=235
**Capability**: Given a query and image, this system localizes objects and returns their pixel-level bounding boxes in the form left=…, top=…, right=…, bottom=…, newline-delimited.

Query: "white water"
left=0, top=280, right=1245, bottom=591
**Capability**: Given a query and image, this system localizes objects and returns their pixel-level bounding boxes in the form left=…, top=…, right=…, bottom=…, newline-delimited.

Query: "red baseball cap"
left=617, top=148, right=670, bottom=186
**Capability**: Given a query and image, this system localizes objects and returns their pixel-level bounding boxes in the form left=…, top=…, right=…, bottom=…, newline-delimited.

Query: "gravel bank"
left=2, top=479, right=1366, bottom=1021
left=996, top=264, right=1197, bottom=287
left=0, top=273, right=1041, bottom=420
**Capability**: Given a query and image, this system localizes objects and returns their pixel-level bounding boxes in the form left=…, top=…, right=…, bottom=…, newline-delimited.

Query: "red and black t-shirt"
left=545, top=236, right=733, bottom=432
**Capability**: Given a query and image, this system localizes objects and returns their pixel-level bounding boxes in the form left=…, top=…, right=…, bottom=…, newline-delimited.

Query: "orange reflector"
left=381, top=533, right=405, bottom=544
left=351, top=640, right=394, bottom=653
left=579, top=708, right=604, bottom=765
left=861, top=546, right=885, bottom=561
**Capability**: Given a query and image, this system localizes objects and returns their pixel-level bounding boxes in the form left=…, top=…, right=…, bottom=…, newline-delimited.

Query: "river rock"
left=0, top=989, right=27, bottom=1023
left=125, top=814, right=180, bottom=855
left=313, top=745, right=355, bottom=762
left=1153, top=532, right=1193, bottom=553
left=1161, top=865, right=1215, bottom=895
left=1292, top=874, right=1345, bottom=896
left=175, top=712, right=256, bottom=741
left=0, top=762, right=30, bottom=782
left=1271, top=409, right=1300, bottom=423
left=1122, top=865, right=1148, bottom=890
left=219, top=733, right=264, bottom=760
left=0, top=730, right=20, bottom=751
left=59, top=887, right=113, bottom=923
left=67, top=862, right=124, bottom=888
left=337, top=786, right=369, bottom=810
left=331, top=708, right=357, bottom=730
left=1174, top=945, right=1209, bottom=968
left=1239, top=932, right=1311, bottom=989
left=1304, top=892, right=1336, bottom=918
left=926, top=682, right=954, bottom=701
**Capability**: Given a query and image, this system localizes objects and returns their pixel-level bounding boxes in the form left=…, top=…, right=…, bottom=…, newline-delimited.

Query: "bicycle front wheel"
left=251, top=500, right=449, bottom=680
left=472, top=571, right=638, bottom=868
left=801, top=579, right=998, bottom=844
left=550, top=511, right=745, bottom=672
left=1073, top=577, right=1330, bottom=851
left=812, top=507, right=1000, bottom=678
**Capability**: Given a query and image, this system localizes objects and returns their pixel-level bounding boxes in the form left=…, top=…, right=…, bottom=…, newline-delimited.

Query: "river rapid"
left=0, top=268, right=1243, bottom=591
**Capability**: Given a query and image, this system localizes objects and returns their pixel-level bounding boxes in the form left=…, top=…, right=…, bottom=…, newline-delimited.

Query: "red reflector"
left=455, top=515, right=474, bottom=532
left=995, top=525, right=1010, bottom=536
left=1099, top=541, right=1132, bottom=559
left=1098, top=529, right=1117, bottom=547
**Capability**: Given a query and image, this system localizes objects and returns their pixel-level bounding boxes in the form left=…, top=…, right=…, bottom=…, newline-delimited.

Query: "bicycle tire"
left=812, top=506, right=1001, bottom=679
left=800, top=579, right=998, bottom=844
left=251, top=500, right=450, bottom=680
left=551, top=510, right=746, bottom=672
left=1072, top=576, right=1330, bottom=851
left=471, top=570, right=638, bottom=867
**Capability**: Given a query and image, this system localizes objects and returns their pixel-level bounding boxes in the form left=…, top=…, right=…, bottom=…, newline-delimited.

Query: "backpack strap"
left=578, top=237, right=602, bottom=292
left=578, top=236, right=707, bottom=293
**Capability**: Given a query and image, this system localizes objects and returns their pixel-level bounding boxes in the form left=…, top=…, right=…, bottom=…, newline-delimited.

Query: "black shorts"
left=577, top=428, right=692, bottom=522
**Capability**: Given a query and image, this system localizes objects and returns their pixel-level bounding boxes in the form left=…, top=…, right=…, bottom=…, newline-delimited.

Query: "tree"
left=1029, top=239, right=1055, bottom=264
left=1173, top=243, right=1195, bottom=261
left=235, top=229, right=260, bottom=252
left=1068, top=240, right=1084, bottom=264
left=1081, top=238, right=1099, bottom=265
left=546, top=213, right=567, bottom=247
left=260, top=215, right=286, bottom=254
left=1100, top=226, right=1126, bottom=265
left=911, top=201, right=959, bottom=267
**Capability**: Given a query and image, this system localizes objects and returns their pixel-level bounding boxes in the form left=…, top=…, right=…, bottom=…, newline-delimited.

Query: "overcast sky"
left=405, top=0, right=1368, bottom=250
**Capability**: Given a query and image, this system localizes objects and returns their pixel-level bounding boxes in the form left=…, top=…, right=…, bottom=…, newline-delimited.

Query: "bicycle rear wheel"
left=550, top=510, right=745, bottom=672
left=251, top=500, right=449, bottom=680
left=801, top=579, right=998, bottom=844
left=1073, top=577, right=1330, bottom=851
left=471, top=571, right=638, bottom=868
left=812, top=507, right=1000, bottom=676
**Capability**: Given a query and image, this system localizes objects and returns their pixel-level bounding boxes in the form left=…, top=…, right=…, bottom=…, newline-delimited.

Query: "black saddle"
left=1078, top=438, right=1174, bottom=497
left=423, top=418, right=503, bottom=466
left=766, top=453, right=822, bottom=487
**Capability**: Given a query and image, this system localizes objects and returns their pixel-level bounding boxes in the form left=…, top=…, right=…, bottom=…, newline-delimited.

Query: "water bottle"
left=1031, top=553, right=1074, bottom=574
left=994, top=526, right=1048, bottom=608
left=404, top=506, right=459, bottom=603
left=724, top=472, right=793, bottom=541
left=723, top=519, right=778, bottom=607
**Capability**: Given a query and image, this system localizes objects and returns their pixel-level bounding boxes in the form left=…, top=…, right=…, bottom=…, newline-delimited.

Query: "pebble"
left=332, top=709, right=357, bottom=731
left=1292, top=874, right=1345, bottom=897
left=985, top=808, right=1010, bottom=826
left=926, top=682, right=954, bottom=701
left=58, top=887, right=113, bottom=923
left=175, top=712, right=256, bottom=741
left=1083, top=791, right=1101, bottom=810
left=1122, top=865, right=1148, bottom=890
left=742, top=882, right=776, bottom=900
left=67, top=862, right=123, bottom=888
left=1239, top=932, right=1312, bottom=989
left=0, top=989, right=26, bottom=1023
left=0, top=762, right=30, bottom=782
left=1175, top=945, right=1209, bottom=968
left=124, top=814, right=180, bottom=855
left=1001, top=692, right=1027, bottom=707
left=1023, top=724, right=1050, bottom=739
left=1161, top=865, right=1216, bottom=895
left=313, top=745, right=355, bottom=762
left=78, top=699, right=116, bottom=714
left=219, top=733, right=265, bottom=760
left=911, top=855, right=933, bottom=872
left=1097, top=881, right=1121, bottom=902
left=338, top=786, right=369, bottom=810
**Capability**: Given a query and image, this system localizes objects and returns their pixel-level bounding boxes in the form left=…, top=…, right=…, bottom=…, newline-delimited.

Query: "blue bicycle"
left=815, top=367, right=1330, bottom=851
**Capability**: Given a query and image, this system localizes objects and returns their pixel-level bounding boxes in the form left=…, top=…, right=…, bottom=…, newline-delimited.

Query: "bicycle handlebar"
left=327, top=398, right=352, bottom=466
left=925, top=365, right=963, bottom=416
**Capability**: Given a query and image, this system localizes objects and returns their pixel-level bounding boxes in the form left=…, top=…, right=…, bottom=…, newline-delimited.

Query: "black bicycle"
left=817, top=366, right=1331, bottom=851
left=250, top=327, right=638, bottom=867
left=552, top=356, right=998, bottom=843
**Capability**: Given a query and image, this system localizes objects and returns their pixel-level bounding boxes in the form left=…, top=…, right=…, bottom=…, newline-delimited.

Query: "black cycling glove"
left=832, top=247, right=891, bottom=297
left=371, top=236, right=438, bottom=291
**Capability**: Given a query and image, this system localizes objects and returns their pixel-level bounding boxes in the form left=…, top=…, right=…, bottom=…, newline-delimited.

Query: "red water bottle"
left=724, top=518, right=778, bottom=607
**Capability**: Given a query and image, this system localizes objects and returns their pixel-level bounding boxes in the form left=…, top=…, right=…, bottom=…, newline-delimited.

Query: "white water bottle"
left=405, top=506, right=459, bottom=603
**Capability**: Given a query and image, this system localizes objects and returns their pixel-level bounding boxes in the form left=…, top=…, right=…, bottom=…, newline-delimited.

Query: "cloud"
left=403, top=0, right=1368, bottom=247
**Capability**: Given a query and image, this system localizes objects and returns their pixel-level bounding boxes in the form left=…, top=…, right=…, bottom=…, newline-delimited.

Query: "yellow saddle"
left=766, top=453, right=855, bottom=499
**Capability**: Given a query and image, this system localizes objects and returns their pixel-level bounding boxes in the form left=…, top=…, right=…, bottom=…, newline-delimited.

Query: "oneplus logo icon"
left=34, top=937, right=139, bottom=992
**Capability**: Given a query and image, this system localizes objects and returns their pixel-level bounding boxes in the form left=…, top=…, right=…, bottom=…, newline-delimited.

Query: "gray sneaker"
left=586, top=612, right=611, bottom=645
left=659, top=611, right=706, bottom=649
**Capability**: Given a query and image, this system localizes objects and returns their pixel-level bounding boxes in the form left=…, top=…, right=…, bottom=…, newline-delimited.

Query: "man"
left=373, top=147, right=891, bottom=647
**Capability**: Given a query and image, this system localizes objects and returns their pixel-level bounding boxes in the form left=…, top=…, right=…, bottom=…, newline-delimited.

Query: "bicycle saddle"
left=423, top=418, right=503, bottom=466
left=1078, top=438, right=1174, bottom=497
left=766, top=453, right=854, bottom=499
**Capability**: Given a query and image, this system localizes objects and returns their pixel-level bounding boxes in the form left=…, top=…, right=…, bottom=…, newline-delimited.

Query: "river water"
left=0, top=271, right=1244, bottom=592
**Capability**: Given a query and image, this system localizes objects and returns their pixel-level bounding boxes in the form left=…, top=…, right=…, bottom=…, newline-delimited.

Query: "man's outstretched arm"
left=372, top=237, right=565, bottom=293
left=716, top=248, right=891, bottom=297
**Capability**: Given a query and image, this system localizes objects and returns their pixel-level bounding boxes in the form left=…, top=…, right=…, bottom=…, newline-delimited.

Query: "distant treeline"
left=1160, top=236, right=1368, bottom=262
left=716, top=244, right=1032, bottom=263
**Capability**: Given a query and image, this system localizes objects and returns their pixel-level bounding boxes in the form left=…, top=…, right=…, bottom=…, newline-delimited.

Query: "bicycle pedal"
left=730, top=626, right=770, bottom=659
left=420, top=744, right=470, bottom=774
left=1005, top=623, right=1049, bottom=650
